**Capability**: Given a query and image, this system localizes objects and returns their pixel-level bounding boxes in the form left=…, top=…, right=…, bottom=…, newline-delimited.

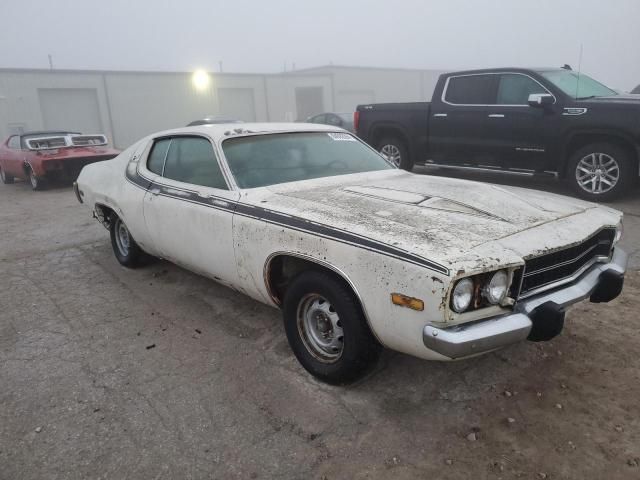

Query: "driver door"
left=140, top=135, right=241, bottom=285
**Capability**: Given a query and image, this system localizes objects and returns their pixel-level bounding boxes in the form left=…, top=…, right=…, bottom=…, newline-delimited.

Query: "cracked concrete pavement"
left=1, top=174, right=639, bottom=479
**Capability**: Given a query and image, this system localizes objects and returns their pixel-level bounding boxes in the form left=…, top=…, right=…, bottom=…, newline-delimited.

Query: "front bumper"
left=423, top=247, right=628, bottom=359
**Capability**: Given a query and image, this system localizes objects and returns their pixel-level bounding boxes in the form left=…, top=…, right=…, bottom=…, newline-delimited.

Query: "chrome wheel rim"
left=576, top=153, right=619, bottom=195
left=297, top=293, right=344, bottom=362
left=29, top=171, right=38, bottom=188
left=114, top=218, right=131, bottom=257
left=380, top=144, right=401, bottom=167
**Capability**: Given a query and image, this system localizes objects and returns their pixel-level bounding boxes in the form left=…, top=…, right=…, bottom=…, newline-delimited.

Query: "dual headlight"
left=451, top=270, right=510, bottom=314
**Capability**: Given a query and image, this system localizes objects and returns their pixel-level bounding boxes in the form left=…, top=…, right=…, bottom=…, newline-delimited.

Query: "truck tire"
left=567, top=143, right=634, bottom=201
left=110, top=214, right=144, bottom=268
left=0, top=166, right=14, bottom=184
left=282, top=270, right=382, bottom=384
left=377, top=137, right=413, bottom=171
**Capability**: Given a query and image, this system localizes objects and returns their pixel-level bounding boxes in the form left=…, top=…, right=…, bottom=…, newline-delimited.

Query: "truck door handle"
left=488, top=114, right=505, bottom=118
left=433, top=113, right=448, bottom=118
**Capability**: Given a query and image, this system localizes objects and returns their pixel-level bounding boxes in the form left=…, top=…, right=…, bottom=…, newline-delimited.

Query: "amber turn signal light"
left=391, top=293, right=424, bottom=311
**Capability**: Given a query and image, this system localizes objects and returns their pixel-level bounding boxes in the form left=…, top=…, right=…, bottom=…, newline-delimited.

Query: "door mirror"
left=528, top=93, right=554, bottom=108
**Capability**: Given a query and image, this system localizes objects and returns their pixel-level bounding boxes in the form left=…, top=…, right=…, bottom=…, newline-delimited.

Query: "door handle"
left=488, top=114, right=505, bottom=118
left=433, top=113, right=448, bottom=118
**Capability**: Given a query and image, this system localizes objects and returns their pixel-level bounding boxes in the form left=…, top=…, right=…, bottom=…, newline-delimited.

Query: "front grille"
left=519, top=228, right=615, bottom=297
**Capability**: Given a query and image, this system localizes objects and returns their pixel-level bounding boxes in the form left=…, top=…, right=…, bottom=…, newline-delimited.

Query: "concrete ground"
left=1, top=173, right=639, bottom=480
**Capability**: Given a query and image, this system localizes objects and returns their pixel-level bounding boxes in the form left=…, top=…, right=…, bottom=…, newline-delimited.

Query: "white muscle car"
left=74, top=123, right=627, bottom=383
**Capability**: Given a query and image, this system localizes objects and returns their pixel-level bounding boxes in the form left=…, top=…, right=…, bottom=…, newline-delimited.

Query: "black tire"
left=377, top=136, right=413, bottom=171
left=27, top=168, right=45, bottom=191
left=283, top=270, right=382, bottom=384
left=567, top=143, right=634, bottom=201
left=0, top=166, right=14, bottom=184
left=109, top=214, right=144, bottom=268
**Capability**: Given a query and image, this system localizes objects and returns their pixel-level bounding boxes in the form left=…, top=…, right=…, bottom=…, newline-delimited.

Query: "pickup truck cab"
left=356, top=67, right=640, bottom=201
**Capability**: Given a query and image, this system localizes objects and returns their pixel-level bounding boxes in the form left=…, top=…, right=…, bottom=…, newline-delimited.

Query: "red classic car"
left=0, top=131, right=120, bottom=190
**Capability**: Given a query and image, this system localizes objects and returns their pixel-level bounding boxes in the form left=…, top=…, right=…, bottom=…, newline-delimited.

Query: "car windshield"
left=222, top=131, right=394, bottom=188
left=540, top=70, right=617, bottom=99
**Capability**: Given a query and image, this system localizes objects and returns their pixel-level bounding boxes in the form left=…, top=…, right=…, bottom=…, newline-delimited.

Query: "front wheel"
left=283, top=270, right=382, bottom=384
left=567, top=143, right=634, bottom=201
left=378, top=137, right=413, bottom=171
left=109, top=214, right=144, bottom=268
left=28, top=168, right=45, bottom=191
left=0, top=166, right=14, bottom=184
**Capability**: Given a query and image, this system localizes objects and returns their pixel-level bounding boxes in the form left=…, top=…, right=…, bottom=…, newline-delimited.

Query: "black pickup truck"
left=355, top=67, right=640, bottom=200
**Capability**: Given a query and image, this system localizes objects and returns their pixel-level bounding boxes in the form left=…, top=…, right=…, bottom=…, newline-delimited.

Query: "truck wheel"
left=109, top=214, right=144, bottom=268
left=28, top=168, right=45, bottom=191
left=282, top=270, right=382, bottom=384
left=0, top=166, right=14, bottom=184
left=378, top=137, right=413, bottom=170
left=568, top=143, right=634, bottom=201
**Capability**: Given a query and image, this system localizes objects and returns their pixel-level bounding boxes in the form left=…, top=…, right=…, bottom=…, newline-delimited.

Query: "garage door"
left=295, top=87, right=324, bottom=121
left=38, top=88, right=103, bottom=133
left=217, top=88, right=256, bottom=122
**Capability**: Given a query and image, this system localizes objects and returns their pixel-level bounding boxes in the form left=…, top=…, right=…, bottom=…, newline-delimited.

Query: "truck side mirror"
left=528, top=93, right=554, bottom=108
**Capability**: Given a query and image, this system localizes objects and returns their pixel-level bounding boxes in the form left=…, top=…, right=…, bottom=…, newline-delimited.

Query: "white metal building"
left=0, top=65, right=445, bottom=149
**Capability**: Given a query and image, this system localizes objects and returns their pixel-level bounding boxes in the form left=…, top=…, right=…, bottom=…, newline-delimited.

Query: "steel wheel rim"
left=380, top=144, right=401, bottom=167
left=29, top=171, right=37, bottom=188
left=575, top=152, right=619, bottom=195
left=114, top=218, right=131, bottom=257
left=296, top=293, right=344, bottom=363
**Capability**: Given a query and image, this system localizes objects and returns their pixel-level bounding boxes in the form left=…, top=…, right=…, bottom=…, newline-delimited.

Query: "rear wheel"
left=567, top=143, right=634, bottom=201
left=378, top=136, right=412, bottom=171
left=283, top=270, right=382, bottom=384
left=0, top=166, right=14, bottom=184
left=109, top=215, right=144, bottom=267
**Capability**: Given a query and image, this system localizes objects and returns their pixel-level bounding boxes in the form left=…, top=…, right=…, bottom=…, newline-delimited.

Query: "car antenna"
left=575, top=43, right=583, bottom=100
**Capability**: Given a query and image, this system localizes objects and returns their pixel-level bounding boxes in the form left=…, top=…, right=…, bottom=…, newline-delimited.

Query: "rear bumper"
left=423, top=247, right=628, bottom=359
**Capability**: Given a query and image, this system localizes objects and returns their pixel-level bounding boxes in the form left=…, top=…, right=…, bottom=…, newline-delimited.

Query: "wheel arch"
left=263, top=252, right=382, bottom=344
left=561, top=130, right=640, bottom=178
left=370, top=122, right=411, bottom=151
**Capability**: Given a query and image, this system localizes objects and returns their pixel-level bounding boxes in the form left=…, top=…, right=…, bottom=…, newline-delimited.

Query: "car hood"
left=251, top=170, right=616, bottom=273
left=581, top=94, right=640, bottom=106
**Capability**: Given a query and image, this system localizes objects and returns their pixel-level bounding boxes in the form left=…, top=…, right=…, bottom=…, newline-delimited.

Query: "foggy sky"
left=1, top=0, right=639, bottom=90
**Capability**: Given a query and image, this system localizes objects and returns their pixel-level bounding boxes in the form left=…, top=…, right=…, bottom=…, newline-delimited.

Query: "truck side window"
left=444, top=75, right=494, bottom=105
left=497, top=74, right=548, bottom=105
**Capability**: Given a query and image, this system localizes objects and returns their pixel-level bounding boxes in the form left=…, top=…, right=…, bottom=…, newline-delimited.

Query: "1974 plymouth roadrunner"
left=75, top=123, right=627, bottom=383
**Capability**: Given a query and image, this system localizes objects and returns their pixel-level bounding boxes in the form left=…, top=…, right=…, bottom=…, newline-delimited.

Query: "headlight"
left=614, top=220, right=623, bottom=244
left=482, top=270, right=508, bottom=304
left=451, top=278, right=474, bottom=313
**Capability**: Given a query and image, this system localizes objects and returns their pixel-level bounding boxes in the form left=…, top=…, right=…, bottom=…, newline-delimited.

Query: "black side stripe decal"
left=125, top=165, right=450, bottom=275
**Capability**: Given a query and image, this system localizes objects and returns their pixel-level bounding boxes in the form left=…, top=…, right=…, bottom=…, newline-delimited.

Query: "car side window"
left=310, top=114, right=326, bottom=124
left=162, top=136, right=228, bottom=190
left=8, top=136, right=21, bottom=149
left=325, top=114, right=342, bottom=126
left=497, top=74, right=548, bottom=105
left=147, top=138, right=171, bottom=175
left=444, top=75, right=495, bottom=105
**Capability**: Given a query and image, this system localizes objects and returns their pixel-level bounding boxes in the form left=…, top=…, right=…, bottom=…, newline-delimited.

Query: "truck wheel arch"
left=562, top=131, right=639, bottom=178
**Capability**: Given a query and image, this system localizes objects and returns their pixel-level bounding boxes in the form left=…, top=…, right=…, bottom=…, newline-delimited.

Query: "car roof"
left=150, top=122, right=345, bottom=142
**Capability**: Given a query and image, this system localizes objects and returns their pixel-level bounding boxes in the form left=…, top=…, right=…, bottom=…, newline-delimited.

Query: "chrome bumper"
left=423, top=247, right=628, bottom=359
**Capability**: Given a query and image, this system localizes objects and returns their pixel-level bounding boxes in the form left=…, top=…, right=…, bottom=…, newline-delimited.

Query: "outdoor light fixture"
left=192, top=69, right=210, bottom=91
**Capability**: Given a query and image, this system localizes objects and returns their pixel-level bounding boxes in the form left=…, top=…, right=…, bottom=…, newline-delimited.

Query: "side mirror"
left=528, top=93, right=554, bottom=108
